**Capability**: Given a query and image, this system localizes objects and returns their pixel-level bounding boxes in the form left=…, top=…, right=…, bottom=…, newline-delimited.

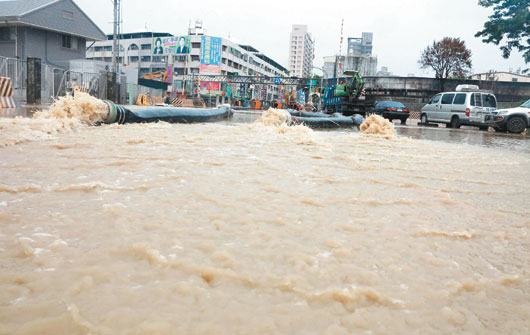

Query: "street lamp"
left=312, top=66, right=328, bottom=111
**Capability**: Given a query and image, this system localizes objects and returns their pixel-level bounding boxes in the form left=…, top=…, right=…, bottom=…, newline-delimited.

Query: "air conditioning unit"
left=456, top=84, right=480, bottom=92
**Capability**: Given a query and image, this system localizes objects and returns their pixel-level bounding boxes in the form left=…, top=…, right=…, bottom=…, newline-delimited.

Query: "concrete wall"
left=363, top=76, right=530, bottom=112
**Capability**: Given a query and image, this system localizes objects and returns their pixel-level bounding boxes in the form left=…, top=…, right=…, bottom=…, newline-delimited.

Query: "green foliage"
left=475, top=0, right=530, bottom=64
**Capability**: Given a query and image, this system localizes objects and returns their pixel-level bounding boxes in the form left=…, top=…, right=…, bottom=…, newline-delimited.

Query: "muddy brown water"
left=0, top=106, right=529, bottom=334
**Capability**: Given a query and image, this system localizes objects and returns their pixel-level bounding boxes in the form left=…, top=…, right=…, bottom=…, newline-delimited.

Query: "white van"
left=420, top=85, right=497, bottom=129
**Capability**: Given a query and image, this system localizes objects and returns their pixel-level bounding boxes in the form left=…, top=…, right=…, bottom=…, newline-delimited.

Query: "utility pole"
left=112, top=0, right=121, bottom=74
left=333, top=19, right=344, bottom=81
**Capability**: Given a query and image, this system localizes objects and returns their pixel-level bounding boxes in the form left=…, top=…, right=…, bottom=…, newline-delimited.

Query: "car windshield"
left=521, top=99, right=530, bottom=108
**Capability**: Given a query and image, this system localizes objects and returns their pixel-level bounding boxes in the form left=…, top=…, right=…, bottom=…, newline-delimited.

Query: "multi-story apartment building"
left=323, top=54, right=378, bottom=78
left=347, top=32, right=373, bottom=56
left=323, top=32, right=376, bottom=78
left=288, top=25, right=314, bottom=78
left=86, top=32, right=172, bottom=76
left=86, top=29, right=289, bottom=100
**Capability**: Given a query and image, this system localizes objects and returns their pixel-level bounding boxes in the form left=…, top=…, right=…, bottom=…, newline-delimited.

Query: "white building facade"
left=471, top=72, right=530, bottom=83
left=86, top=30, right=289, bottom=100
left=288, top=25, right=314, bottom=78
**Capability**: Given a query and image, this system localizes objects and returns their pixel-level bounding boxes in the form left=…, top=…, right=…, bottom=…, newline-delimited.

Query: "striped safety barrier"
left=171, top=98, right=183, bottom=107
left=0, top=76, right=19, bottom=108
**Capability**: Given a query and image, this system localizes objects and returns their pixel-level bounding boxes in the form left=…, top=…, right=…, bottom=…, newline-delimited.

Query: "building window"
left=103, top=46, right=112, bottom=51
left=191, top=55, right=200, bottom=61
left=191, top=42, right=201, bottom=49
left=141, top=44, right=151, bottom=50
left=62, top=35, right=78, bottom=49
left=0, top=27, right=14, bottom=41
left=140, top=56, right=151, bottom=62
left=512, top=78, right=518, bottom=82
left=128, top=44, right=139, bottom=51
left=103, top=57, right=112, bottom=62
left=62, top=10, right=74, bottom=20
left=129, top=56, right=139, bottom=63
left=152, top=56, right=166, bottom=62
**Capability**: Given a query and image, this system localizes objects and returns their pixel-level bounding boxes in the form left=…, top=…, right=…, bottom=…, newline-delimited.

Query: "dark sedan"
left=371, top=101, right=410, bottom=124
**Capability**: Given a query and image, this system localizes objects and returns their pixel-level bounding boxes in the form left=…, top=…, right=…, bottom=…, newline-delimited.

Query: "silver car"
left=486, top=99, right=530, bottom=133
left=420, top=86, right=497, bottom=130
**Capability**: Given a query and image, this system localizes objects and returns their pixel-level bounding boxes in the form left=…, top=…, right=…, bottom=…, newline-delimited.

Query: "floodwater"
left=230, top=111, right=530, bottom=154
left=1, top=102, right=530, bottom=334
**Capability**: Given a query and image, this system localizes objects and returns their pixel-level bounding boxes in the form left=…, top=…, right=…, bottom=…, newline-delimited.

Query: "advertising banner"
left=200, top=36, right=222, bottom=74
left=166, top=65, right=173, bottom=84
left=152, top=36, right=190, bottom=55
left=200, top=81, right=220, bottom=93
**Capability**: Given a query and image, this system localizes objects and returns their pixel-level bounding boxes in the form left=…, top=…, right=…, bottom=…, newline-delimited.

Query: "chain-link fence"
left=54, top=70, right=107, bottom=101
left=1, top=56, right=108, bottom=105
left=0, top=56, right=27, bottom=103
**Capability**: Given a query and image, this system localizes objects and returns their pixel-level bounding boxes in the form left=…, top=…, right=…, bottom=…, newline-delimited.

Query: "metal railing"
left=54, top=70, right=105, bottom=99
left=0, top=56, right=108, bottom=105
left=0, top=56, right=27, bottom=103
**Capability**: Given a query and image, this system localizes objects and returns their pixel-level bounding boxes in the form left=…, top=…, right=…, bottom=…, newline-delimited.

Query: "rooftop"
left=0, top=0, right=106, bottom=40
left=105, top=32, right=173, bottom=40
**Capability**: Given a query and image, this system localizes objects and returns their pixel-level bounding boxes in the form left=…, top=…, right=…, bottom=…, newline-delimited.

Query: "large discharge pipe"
left=286, top=109, right=365, bottom=128
left=102, top=101, right=233, bottom=124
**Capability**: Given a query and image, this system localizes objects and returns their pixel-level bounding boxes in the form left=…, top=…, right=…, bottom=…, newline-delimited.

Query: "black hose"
left=292, top=114, right=364, bottom=128
left=103, top=101, right=232, bottom=124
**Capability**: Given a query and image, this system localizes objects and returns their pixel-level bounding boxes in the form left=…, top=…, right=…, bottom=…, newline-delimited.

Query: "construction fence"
left=0, top=56, right=108, bottom=105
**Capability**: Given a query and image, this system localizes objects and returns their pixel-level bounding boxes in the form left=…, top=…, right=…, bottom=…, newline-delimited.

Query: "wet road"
left=1, top=107, right=529, bottom=154
left=396, top=125, right=530, bottom=155
left=2, top=106, right=529, bottom=334
left=230, top=111, right=530, bottom=155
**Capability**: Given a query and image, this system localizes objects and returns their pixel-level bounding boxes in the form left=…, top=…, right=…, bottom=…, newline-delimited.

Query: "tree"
left=475, top=0, right=530, bottom=66
left=419, top=37, right=473, bottom=79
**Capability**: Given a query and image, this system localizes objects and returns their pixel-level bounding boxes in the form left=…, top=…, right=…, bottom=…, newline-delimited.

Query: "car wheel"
left=506, top=116, right=527, bottom=134
left=478, top=126, right=489, bottom=131
left=400, top=118, right=407, bottom=125
left=450, top=116, right=461, bottom=129
left=420, top=113, right=428, bottom=124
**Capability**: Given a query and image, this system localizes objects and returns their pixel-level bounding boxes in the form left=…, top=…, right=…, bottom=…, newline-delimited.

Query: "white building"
left=471, top=72, right=530, bottom=83
left=323, top=55, right=377, bottom=78
left=86, top=29, right=289, bottom=100
left=347, top=32, right=373, bottom=56
left=86, top=32, right=172, bottom=76
left=288, top=25, right=314, bottom=78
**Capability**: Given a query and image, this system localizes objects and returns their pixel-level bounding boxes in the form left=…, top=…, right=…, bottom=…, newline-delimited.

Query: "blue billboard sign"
left=200, top=36, right=222, bottom=74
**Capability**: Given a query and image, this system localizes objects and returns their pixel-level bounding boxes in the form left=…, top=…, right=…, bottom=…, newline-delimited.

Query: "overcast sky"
left=77, top=0, right=528, bottom=76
